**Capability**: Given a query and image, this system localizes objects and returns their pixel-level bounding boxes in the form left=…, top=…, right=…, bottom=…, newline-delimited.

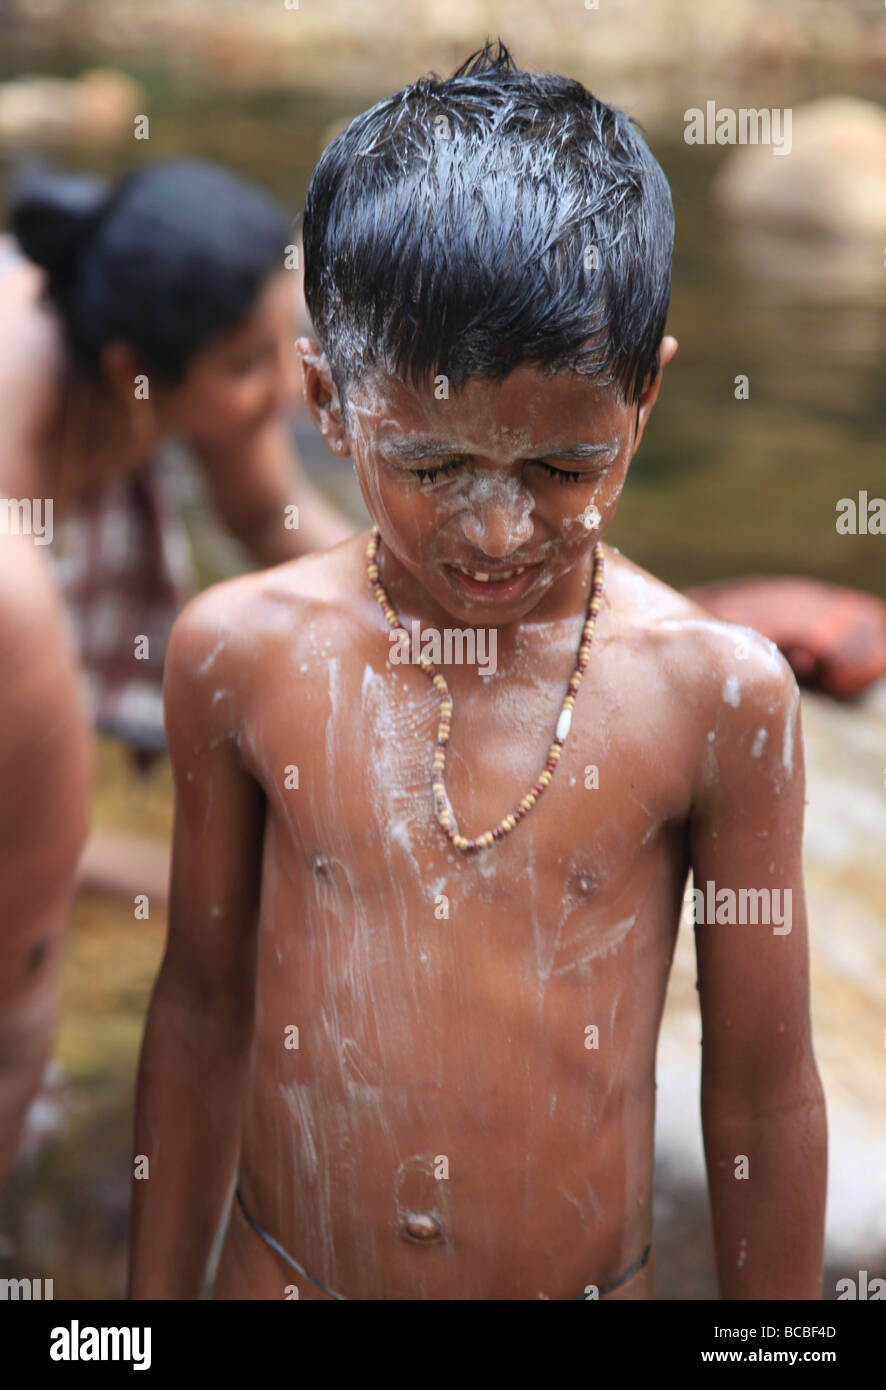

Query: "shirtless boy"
left=129, top=44, right=827, bottom=1300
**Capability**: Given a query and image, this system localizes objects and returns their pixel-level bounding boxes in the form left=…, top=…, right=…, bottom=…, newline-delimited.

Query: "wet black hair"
left=302, top=39, right=674, bottom=423
left=10, top=157, right=291, bottom=384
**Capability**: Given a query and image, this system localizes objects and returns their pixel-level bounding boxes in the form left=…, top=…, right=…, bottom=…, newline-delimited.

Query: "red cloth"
left=686, top=576, right=886, bottom=698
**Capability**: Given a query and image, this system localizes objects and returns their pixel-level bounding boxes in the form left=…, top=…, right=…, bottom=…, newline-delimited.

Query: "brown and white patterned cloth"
left=49, top=454, right=195, bottom=751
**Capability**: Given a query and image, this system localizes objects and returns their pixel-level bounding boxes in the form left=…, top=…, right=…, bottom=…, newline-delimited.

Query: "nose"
left=459, top=475, right=535, bottom=557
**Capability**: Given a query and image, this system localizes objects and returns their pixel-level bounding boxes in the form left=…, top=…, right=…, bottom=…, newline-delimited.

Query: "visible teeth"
left=455, top=564, right=529, bottom=582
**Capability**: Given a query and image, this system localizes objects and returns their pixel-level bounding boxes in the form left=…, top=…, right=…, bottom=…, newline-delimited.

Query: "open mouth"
left=443, top=560, right=543, bottom=601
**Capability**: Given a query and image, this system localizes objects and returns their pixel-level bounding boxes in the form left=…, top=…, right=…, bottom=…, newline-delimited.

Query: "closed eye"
left=414, top=457, right=586, bottom=485
left=535, top=461, right=583, bottom=484
left=415, top=458, right=465, bottom=484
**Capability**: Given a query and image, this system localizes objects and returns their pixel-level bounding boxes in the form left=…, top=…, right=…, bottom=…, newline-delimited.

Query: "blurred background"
left=0, top=0, right=884, bottom=1299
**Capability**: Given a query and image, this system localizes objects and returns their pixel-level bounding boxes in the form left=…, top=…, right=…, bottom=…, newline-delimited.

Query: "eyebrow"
left=379, top=437, right=618, bottom=463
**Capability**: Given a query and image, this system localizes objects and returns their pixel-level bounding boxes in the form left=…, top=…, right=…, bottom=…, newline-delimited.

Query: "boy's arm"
left=688, top=641, right=827, bottom=1300
left=0, top=559, right=91, bottom=1186
left=192, top=415, right=353, bottom=566
left=128, top=596, right=266, bottom=1298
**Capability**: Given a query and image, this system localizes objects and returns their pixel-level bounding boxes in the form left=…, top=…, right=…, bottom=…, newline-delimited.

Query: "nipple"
left=402, top=1212, right=443, bottom=1243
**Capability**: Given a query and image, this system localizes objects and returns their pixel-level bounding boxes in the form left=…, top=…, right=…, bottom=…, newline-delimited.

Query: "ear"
left=295, top=337, right=350, bottom=457
left=99, top=340, right=147, bottom=407
left=630, top=334, right=678, bottom=457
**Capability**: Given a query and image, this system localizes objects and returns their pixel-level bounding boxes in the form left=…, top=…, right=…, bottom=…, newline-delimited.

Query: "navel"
left=402, top=1212, right=443, bottom=1244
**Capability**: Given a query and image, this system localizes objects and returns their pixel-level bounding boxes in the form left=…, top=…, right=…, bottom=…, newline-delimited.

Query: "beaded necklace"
left=367, top=527, right=605, bottom=855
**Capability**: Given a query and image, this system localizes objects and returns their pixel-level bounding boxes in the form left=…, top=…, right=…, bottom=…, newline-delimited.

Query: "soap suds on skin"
left=274, top=376, right=719, bottom=1280
left=344, top=388, right=601, bottom=590
left=722, top=675, right=741, bottom=708
left=569, top=502, right=601, bottom=532
left=782, top=708, right=795, bottom=777
left=198, top=637, right=225, bottom=676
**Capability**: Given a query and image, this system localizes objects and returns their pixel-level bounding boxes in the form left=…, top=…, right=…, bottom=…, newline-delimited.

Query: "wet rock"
left=0, top=68, right=144, bottom=145
left=713, top=97, right=886, bottom=240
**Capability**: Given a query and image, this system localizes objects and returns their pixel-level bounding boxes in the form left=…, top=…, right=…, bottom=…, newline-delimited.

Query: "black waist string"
left=236, top=1185, right=650, bottom=1301
left=235, top=1187, right=346, bottom=1300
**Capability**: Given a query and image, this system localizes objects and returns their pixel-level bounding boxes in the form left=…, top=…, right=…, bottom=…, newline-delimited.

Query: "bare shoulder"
left=0, top=537, right=76, bottom=673
left=0, top=260, right=60, bottom=441
left=604, top=545, right=800, bottom=724
left=164, top=533, right=372, bottom=722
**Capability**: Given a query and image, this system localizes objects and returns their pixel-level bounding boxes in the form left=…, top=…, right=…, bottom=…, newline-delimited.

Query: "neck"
left=373, top=531, right=600, bottom=658
left=12, top=362, right=156, bottom=512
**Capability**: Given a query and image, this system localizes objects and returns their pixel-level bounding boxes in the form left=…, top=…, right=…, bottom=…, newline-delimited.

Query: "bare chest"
left=244, top=650, right=691, bottom=1066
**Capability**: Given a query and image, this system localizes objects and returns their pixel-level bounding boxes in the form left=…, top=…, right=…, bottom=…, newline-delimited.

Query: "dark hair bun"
left=9, top=159, right=110, bottom=275
left=5, top=155, right=290, bottom=383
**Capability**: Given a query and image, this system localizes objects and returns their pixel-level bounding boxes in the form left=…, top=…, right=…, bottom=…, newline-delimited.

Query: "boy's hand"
left=688, top=627, right=827, bottom=1299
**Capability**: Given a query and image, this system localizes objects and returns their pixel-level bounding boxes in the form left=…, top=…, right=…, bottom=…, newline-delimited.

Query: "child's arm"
left=0, top=558, right=91, bottom=1186
left=193, top=415, right=353, bottom=566
left=128, top=594, right=266, bottom=1298
left=689, top=641, right=827, bottom=1299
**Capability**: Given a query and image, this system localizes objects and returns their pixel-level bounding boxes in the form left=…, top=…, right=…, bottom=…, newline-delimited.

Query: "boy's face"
left=166, top=271, right=302, bottom=443
left=104, top=271, right=301, bottom=451
left=299, top=336, right=676, bottom=624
